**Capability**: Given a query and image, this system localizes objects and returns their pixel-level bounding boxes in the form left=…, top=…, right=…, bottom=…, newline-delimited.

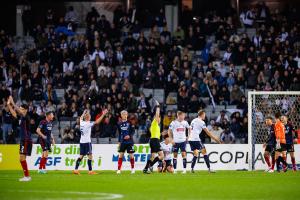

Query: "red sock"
left=291, top=157, right=296, bottom=169
left=20, top=160, right=29, bottom=177
left=130, top=158, right=135, bottom=169
left=271, top=156, right=275, bottom=170
left=264, top=155, right=271, bottom=168
left=43, top=157, right=48, bottom=169
left=39, top=157, right=44, bottom=170
left=118, top=158, right=123, bottom=170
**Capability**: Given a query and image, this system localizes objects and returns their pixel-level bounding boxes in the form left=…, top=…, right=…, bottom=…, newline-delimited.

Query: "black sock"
left=150, top=157, right=160, bottom=167
left=88, top=159, right=92, bottom=171
left=183, top=158, right=187, bottom=169
left=144, top=159, right=151, bottom=170
left=204, top=155, right=210, bottom=169
left=173, top=158, right=177, bottom=169
left=191, top=156, right=197, bottom=169
left=75, top=157, right=82, bottom=170
left=158, top=160, right=163, bottom=168
left=276, top=158, right=281, bottom=171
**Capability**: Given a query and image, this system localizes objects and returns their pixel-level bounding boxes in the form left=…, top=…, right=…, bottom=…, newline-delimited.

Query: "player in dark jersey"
left=263, top=116, right=276, bottom=173
left=7, top=96, right=32, bottom=181
left=36, top=111, right=55, bottom=174
left=116, top=110, right=135, bottom=174
left=281, top=115, right=297, bottom=171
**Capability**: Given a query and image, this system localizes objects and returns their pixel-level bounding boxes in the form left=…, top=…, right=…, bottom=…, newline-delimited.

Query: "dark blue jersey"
left=118, top=121, right=134, bottom=144
left=38, top=119, right=53, bottom=143
left=20, top=115, right=31, bottom=142
left=266, top=124, right=276, bottom=145
left=284, top=123, right=295, bottom=145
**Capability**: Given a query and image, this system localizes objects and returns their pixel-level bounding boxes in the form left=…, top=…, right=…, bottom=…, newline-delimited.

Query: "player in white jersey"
left=73, top=109, right=108, bottom=175
left=189, top=110, right=221, bottom=173
left=158, top=134, right=174, bottom=173
left=168, top=111, right=190, bottom=174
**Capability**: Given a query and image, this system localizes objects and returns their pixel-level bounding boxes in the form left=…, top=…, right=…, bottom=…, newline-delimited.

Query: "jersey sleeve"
left=38, top=120, right=45, bottom=129
left=184, top=121, right=190, bottom=129
left=200, top=121, right=207, bottom=129
left=168, top=121, right=174, bottom=130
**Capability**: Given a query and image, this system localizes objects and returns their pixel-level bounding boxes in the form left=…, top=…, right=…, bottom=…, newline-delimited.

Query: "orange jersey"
left=274, top=120, right=286, bottom=144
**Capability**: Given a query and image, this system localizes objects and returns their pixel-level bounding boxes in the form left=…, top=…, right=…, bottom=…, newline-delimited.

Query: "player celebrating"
left=117, top=110, right=135, bottom=174
left=168, top=111, right=190, bottom=174
left=189, top=110, right=221, bottom=173
left=143, top=103, right=164, bottom=174
left=73, top=109, right=108, bottom=175
left=36, top=111, right=55, bottom=174
left=7, top=96, right=32, bottom=181
left=263, top=116, right=276, bottom=173
left=158, top=134, right=174, bottom=173
left=274, top=112, right=288, bottom=172
left=281, top=115, right=297, bottom=171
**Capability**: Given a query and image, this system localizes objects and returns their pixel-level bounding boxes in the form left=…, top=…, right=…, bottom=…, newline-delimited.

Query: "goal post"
left=248, top=91, right=300, bottom=171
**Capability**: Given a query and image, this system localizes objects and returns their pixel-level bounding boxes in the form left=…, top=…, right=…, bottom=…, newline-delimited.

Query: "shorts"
left=150, top=138, right=161, bottom=153
left=276, top=143, right=286, bottom=152
left=80, top=143, right=92, bottom=155
left=39, top=138, right=52, bottom=152
left=286, top=144, right=294, bottom=153
left=20, top=140, right=32, bottom=156
left=265, top=144, right=274, bottom=153
left=118, top=143, right=135, bottom=153
left=173, top=142, right=186, bottom=153
left=189, top=141, right=205, bottom=151
left=158, top=160, right=172, bottom=168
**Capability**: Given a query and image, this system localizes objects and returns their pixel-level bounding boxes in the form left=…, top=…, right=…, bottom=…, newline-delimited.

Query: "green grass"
left=0, top=170, right=299, bottom=200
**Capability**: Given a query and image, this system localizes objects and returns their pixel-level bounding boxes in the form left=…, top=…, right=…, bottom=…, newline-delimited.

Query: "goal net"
left=248, top=91, right=300, bottom=170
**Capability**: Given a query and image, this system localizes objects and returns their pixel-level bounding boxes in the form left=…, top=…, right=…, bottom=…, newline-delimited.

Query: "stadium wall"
left=0, top=144, right=299, bottom=170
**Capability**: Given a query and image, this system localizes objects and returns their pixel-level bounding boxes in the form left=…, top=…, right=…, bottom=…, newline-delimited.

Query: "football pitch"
left=0, top=170, right=299, bottom=200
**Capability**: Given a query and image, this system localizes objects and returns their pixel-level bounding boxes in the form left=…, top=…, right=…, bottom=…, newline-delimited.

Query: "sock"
left=271, top=154, right=275, bottom=170
left=144, top=159, right=151, bottom=170
left=191, top=156, right=197, bottom=169
left=291, top=157, right=296, bottom=169
left=276, top=158, right=280, bottom=171
left=118, top=158, right=123, bottom=170
left=75, top=158, right=82, bottom=170
left=130, top=158, right=135, bottom=169
left=281, top=156, right=287, bottom=167
left=150, top=157, right=160, bottom=167
left=264, top=155, right=271, bottom=168
left=158, top=160, right=163, bottom=168
left=173, top=158, right=177, bottom=169
left=204, top=155, right=210, bottom=169
left=39, top=157, right=45, bottom=170
left=20, top=160, right=29, bottom=177
left=183, top=158, right=187, bottom=169
left=43, top=157, right=48, bottom=169
left=87, top=159, right=92, bottom=171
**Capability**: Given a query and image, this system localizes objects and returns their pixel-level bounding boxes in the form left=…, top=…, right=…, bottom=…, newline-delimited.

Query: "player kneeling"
left=73, top=109, right=108, bottom=175
left=157, top=134, right=174, bottom=173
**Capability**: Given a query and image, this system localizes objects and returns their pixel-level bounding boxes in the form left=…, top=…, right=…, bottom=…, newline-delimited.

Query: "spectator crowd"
left=0, top=2, right=299, bottom=144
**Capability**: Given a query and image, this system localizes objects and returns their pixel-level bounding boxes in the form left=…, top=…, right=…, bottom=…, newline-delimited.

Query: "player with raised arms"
left=143, top=101, right=164, bottom=174
left=263, top=116, right=276, bottom=173
left=36, top=111, right=55, bottom=174
left=189, top=110, right=221, bottom=173
left=73, top=108, right=108, bottom=175
left=281, top=115, right=297, bottom=171
left=117, top=110, right=135, bottom=174
left=7, top=96, right=32, bottom=181
left=157, top=133, right=174, bottom=173
left=168, top=111, right=190, bottom=174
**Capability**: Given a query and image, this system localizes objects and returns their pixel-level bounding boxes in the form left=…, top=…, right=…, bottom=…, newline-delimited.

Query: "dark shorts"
left=80, top=143, right=92, bottom=155
left=189, top=141, right=205, bottom=151
left=276, top=143, right=286, bottom=152
left=173, top=142, right=186, bottom=153
left=150, top=138, right=161, bottom=153
left=118, top=143, right=135, bottom=153
left=286, top=144, right=294, bottom=153
left=158, top=160, right=172, bottom=168
left=20, top=140, right=32, bottom=156
left=39, top=138, right=52, bottom=152
left=265, top=144, right=274, bottom=153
